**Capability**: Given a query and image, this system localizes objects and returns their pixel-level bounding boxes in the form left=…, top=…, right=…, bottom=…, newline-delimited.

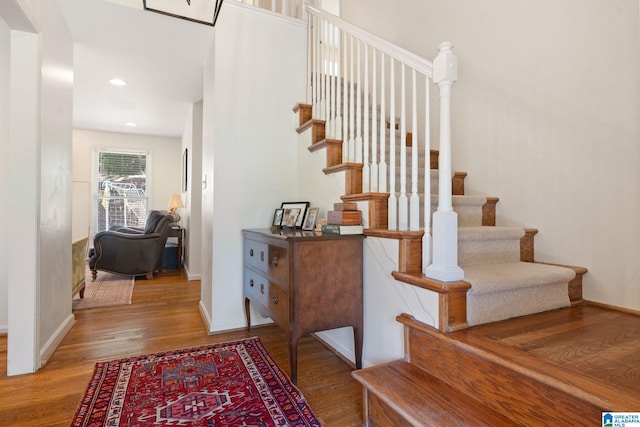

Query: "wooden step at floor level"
left=352, top=360, right=513, bottom=427
left=395, top=313, right=610, bottom=425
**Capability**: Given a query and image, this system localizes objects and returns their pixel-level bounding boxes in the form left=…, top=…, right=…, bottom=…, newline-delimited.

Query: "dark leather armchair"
left=89, top=210, right=177, bottom=281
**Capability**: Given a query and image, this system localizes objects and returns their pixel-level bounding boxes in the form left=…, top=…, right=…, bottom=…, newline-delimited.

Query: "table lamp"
left=168, top=194, right=184, bottom=215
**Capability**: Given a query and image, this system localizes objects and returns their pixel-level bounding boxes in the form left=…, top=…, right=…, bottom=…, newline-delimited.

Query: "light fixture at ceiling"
left=110, top=78, right=127, bottom=86
left=143, top=0, right=223, bottom=27
left=125, top=122, right=137, bottom=127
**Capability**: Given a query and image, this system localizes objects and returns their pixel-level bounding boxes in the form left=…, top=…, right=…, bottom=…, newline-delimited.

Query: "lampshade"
left=168, top=194, right=185, bottom=213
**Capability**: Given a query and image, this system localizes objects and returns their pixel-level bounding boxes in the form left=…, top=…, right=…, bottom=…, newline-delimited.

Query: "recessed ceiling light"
left=110, top=78, right=127, bottom=86
left=125, top=122, right=137, bottom=127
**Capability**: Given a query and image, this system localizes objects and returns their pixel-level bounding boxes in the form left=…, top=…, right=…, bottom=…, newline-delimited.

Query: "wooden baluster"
left=422, top=74, right=432, bottom=271
left=335, top=26, right=342, bottom=141
left=306, top=10, right=312, bottom=104
left=362, top=43, right=370, bottom=192
left=342, top=32, right=348, bottom=162
left=324, top=20, right=331, bottom=132
left=355, top=39, right=363, bottom=164
left=409, top=69, right=420, bottom=231
left=330, top=23, right=337, bottom=139
left=312, top=15, right=319, bottom=118
left=370, top=48, right=378, bottom=193
left=388, top=58, right=396, bottom=230
left=348, top=35, right=355, bottom=162
left=319, top=19, right=325, bottom=122
left=399, top=64, right=408, bottom=231
left=379, top=53, right=387, bottom=193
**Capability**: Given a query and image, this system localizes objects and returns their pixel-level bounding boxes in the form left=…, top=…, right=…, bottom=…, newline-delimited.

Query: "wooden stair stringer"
left=341, top=193, right=389, bottom=229
left=293, top=103, right=312, bottom=127
left=322, top=163, right=363, bottom=195
left=520, top=227, right=587, bottom=304
left=308, top=138, right=343, bottom=168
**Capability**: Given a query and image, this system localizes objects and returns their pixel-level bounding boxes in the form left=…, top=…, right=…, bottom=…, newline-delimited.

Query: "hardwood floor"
left=455, top=303, right=640, bottom=407
left=0, top=271, right=363, bottom=427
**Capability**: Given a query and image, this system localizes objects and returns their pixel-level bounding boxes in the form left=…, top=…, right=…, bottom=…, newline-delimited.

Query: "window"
left=94, top=151, right=149, bottom=232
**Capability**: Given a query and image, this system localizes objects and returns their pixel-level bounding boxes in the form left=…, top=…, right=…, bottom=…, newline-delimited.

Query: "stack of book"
left=321, top=203, right=364, bottom=235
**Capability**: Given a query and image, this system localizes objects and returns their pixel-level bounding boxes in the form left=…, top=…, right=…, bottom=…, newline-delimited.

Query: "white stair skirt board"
left=464, top=262, right=576, bottom=326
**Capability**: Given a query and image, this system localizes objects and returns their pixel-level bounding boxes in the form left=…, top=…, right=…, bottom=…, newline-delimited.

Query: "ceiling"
left=56, top=0, right=216, bottom=137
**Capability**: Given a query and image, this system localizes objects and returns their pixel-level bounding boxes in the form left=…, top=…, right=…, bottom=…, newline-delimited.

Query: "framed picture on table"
left=302, top=207, right=319, bottom=231
left=281, top=208, right=301, bottom=228
left=280, top=201, right=309, bottom=229
left=272, top=208, right=284, bottom=227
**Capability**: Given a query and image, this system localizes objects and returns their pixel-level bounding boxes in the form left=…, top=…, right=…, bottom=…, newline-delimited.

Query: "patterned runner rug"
left=70, top=337, right=321, bottom=427
left=72, top=269, right=134, bottom=310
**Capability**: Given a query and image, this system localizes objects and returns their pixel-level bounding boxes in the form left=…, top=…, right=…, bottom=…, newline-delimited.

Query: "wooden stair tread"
left=352, top=360, right=513, bottom=426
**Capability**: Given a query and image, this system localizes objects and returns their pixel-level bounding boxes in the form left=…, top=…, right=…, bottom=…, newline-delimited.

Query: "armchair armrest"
left=90, top=230, right=169, bottom=276
left=114, top=226, right=145, bottom=234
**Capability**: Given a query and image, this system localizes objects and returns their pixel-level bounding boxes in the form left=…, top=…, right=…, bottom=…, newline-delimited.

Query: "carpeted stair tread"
left=463, top=260, right=576, bottom=326
left=464, top=262, right=576, bottom=295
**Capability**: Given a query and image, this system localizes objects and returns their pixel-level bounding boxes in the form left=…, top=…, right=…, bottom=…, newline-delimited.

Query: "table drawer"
left=245, top=238, right=289, bottom=283
left=245, top=240, right=269, bottom=271
left=244, top=268, right=269, bottom=307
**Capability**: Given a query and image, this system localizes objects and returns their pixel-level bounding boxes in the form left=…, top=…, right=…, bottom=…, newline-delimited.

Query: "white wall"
left=0, top=18, right=9, bottom=333
left=36, top=0, right=75, bottom=358
left=1, top=0, right=74, bottom=374
left=181, top=101, right=203, bottom=280
left=72, top=129, right=182, bottom=240
left=342, top=0, right=640, bottom=312
left=200, top=3, right=307, bottom=332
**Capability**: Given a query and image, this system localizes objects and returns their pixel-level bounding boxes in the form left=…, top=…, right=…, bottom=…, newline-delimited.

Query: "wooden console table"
left=243, top=228, right=364, bottom=383
left=168, top=226, right=184, bottom=269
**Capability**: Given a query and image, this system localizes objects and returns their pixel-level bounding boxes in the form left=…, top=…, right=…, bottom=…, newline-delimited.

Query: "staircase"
left=293, top=5, right=600, bottom=426
left=294, top=102, right=587, bottom=332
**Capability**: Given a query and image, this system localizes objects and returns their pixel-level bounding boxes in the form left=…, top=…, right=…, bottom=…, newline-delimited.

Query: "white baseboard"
left=185, top=265, right=201, bottom=281
left=198, top=300, right=213, bottom=331
left=40, top=313, right=75, bottom=366
left=0, top=325, right=7, bottom=334
left=314, top=328, right=356, bottom=365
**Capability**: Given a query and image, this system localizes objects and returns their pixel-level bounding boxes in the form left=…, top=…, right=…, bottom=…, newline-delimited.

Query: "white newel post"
left=425, top=42, right=464, bottom=282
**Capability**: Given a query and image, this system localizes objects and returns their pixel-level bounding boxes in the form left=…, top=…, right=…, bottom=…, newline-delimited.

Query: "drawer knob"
left=272, top=257, right=278, bottom=267
left=249, top=249, right=254, bottom=257
left=260, top=283, right=265, bottom=294
left=260, top=251, right=265, bottom=262
left=249, top=279, right=254, bottom=287
left=272, top=296, right=279, bottom=305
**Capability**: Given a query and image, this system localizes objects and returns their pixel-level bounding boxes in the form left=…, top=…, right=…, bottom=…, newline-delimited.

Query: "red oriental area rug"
left=70, top=337, right=321, bottom=426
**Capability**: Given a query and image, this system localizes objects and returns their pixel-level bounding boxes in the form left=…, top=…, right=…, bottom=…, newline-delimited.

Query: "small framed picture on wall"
left=182, top=148, right=188, bottom=192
